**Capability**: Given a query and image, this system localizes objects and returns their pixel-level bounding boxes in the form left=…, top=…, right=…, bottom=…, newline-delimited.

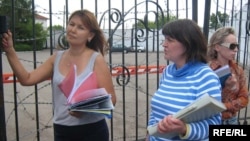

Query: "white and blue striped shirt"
left=148, top=61, right=222, bottom=141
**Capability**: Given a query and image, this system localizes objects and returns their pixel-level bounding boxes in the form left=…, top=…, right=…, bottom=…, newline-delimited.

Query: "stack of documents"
left=58, top=65, right=114, bottom=117
left=147, top=93, right=226, bottom=139
left=214, top=65, right=231, bottom=87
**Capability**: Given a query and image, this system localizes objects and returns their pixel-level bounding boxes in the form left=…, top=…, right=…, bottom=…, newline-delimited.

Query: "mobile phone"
left=0, top=16, right=8, bottom=34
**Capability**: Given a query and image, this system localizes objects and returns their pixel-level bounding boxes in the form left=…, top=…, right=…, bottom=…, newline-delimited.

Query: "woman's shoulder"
left=230, top=60, right=244, bottom=72
left=52, top=50, right=64, bottom=57
left=194, top=63, right=217, bottom=76
left=191, top=62, right=211, bottom=71
left=208, top=60, right=220, bottom=70
left=91, top=51, right=106, bottom=65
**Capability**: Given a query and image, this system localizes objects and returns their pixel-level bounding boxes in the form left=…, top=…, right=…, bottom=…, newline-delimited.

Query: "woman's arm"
left=225, top=66, right=249, bottom=111
left=94, top=54, right=116, bottom=105
left=2, top=30, right=54, bottom=86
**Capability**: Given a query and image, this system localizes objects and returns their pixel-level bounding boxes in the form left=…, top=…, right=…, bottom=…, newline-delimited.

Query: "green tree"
left=133, top=13, right=176, bottom=29
left=0, top=0, right=32, bottom=29
left=209, top=11, right=230, bottom=29
left=48, top=25, right=64, bottom=31
left=0, top=0, right=47, bottom=51
left=15, top=20, right=47, bottom=51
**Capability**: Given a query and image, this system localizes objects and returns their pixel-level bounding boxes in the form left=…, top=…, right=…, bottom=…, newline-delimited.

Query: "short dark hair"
left=162, top=19, right=208, bottom=63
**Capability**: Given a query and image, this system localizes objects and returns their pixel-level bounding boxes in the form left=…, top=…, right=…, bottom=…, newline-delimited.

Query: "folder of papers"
left=58, top=65, right=114, bottom=117
left=147, top=93, right=226, bottom=139
left=214, top=65, right=231, bottom=87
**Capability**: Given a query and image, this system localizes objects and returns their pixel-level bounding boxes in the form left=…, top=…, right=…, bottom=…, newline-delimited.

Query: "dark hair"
left=162, top=19, right=208, bottom=63
left=68, top=9, right=108, bottom=56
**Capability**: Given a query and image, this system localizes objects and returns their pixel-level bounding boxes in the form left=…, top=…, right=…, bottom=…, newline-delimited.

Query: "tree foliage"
left=209, top=11, right=230, bottom=29
left=0, top=0, right=47, bottom=51
left=48, top=25, right=64, bottom=31
left=133, top=10, right=230, bottom=30
left=133, top=12, right=177, bottom=29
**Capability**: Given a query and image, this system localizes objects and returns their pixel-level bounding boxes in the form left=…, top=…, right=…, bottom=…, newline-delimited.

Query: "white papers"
left=214, top=65, right=231, bottom=87
left=58, top=65, right=114, bottom=117
left=69, top=88, right=114, bottom=116
left=70, top=92, right=114, bottom=116
left=67, top=67, right=93, bottom=103
left=147, top=93, right=226, bottom=139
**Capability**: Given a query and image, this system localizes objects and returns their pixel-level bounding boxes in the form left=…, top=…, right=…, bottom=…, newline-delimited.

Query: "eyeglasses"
left=220, top=42, right=239, bottom=50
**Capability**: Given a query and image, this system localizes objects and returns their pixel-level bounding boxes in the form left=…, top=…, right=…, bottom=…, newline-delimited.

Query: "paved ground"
left=2, top=49, right=250, bottom=141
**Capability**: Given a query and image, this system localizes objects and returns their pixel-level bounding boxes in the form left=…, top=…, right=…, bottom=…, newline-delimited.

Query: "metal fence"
left=0, top=0, right=250, bottom=141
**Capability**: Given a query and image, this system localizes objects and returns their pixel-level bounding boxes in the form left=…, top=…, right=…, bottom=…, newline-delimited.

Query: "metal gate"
left=0, top=0, right=249, bottom=141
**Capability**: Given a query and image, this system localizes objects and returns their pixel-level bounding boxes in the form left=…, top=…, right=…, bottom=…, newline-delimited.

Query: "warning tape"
left=2, top=65, right=166, bottom=83
left=111, top=65, right=165, bottom=76
left=2, top=73, right=17, bottom=83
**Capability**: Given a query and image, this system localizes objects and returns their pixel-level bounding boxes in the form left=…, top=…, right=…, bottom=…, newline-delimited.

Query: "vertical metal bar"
left=0, top=29, right=7, bottom=141
left=155, top=0, right=160, bottom=101
left=192, top=0, right=198, bottom=23
left=95, top=0, right=98, bottom=18
left=203, top=0, right=211, bottom=41
left=166, top=0, right=169, bottom=21
left=107, top=1, right=114, bottom=140
left=65, top=0, right=69, bottom=26
left=215, top=0, right=219, bottom=30
left=237, top=0, right=243, bottom=63
left=236, top=0, right=245, bottom=125
left=176, top=0, right=179, bottom=18
left=223, top=0, right=227, bottom=26
left=231, top=0, right=235, bottom=26
left=244, top=0, right=250, bottom=125
left=81, top=0, right=83, bottom=9
left=186, top=0, right=188, bottom=18
left=121, top=1, right=126, bottom=140
left=11, top=0, right=19, bottom=140
left=134, top=1, right=139, bottom=140
left=145, top=1, right=150, bottom=140
left=49, top=0, right=53, bottom=54
left=31, top=0, right=40, bottom=140
left=145, top=0, right=149, bottom=137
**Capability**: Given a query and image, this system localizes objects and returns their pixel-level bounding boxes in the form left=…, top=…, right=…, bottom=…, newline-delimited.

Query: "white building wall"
left=231, top=3, right=250, bottom=66
left=35, top=19, right=47, bottom=30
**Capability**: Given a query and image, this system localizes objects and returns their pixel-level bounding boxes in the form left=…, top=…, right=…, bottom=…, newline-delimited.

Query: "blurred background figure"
left=208, top=27, right=249, bottom=125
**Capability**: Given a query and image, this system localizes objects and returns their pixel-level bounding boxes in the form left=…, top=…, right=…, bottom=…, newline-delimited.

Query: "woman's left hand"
left=69, top=111, right=82, bottom=118
left=157, top=115, right=186, bottom=135
left=225, top=73, right=237, bottom=90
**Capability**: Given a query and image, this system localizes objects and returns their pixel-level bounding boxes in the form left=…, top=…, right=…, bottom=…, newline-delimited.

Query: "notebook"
left=58, top=65, right=114, bottom=117
left=214, top=65, right=231, bottom=87
left=147, top=93, right=226, bottom=139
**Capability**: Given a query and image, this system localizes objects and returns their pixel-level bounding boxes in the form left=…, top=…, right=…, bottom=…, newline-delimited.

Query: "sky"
left=34, top=0, right=247, bottom=28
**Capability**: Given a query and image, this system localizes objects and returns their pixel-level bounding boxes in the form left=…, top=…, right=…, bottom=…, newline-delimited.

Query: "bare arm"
left=2, top=30, right=54, bottom=85
left=94, top=54, right=116, bottom=105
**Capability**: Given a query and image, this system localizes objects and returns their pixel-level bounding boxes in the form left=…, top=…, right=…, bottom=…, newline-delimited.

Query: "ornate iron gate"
left=0, top=0, right=249, bottom=141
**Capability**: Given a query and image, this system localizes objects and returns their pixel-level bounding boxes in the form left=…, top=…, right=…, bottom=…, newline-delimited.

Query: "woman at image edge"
left=208, top=27, right=249, bottom=125
left=1, top=9, right=116, bottom=141
left=147, top=19, right=222, bottom=141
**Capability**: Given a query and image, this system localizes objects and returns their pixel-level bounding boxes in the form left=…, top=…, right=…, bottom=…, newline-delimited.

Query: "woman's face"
left=66, top=15, right=94, bottom=46
left=162, top=36, right=186, bottom=68
left=215, top=34, right=238, bottom=61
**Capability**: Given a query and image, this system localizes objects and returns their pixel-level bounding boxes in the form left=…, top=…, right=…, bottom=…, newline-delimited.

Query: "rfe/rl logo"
left=213, top=129, right=247, bottom=136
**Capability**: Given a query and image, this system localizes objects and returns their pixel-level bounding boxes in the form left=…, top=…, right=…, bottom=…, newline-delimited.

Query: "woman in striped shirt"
left=147, top=19, right=222, bottom=141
